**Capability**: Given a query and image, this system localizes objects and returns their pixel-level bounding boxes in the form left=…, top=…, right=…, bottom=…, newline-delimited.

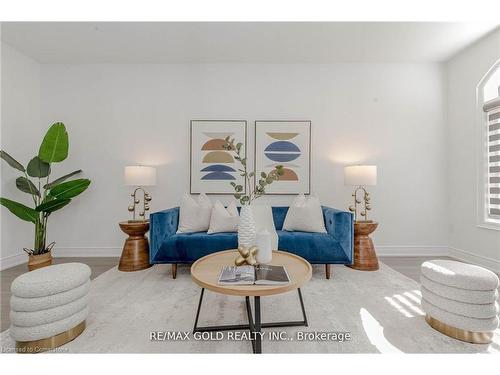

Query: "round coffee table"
left=191, top=250, right=312, bottom=354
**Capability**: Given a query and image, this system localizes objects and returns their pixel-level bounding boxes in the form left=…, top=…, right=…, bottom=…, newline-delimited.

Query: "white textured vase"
left=238, top=205, right=256, bottom=249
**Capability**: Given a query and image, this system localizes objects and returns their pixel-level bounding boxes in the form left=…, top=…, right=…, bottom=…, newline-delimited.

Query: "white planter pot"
left=238, top=205, right=256, bottom=248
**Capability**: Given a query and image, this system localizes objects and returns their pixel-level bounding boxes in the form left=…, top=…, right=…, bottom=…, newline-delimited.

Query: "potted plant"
left=0, top=122, right=91, bottom=271
left=223, top=137, right=284, bottom=206
left=223, top=137, right=283, bottom=252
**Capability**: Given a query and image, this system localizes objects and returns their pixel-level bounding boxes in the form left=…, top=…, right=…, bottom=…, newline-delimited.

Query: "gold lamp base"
left=425, top=315, right=493, bottom=344
left=15, top=320, right=86, bottom=353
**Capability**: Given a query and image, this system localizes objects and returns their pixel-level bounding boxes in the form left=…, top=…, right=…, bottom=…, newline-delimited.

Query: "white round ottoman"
left=10, top=263, right=91, bottom=353
left=420, top=259, right=499, bottom=344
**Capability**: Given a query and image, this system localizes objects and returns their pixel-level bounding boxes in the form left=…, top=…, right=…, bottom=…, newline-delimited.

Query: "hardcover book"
left=218, top=265, right=290, bottom=285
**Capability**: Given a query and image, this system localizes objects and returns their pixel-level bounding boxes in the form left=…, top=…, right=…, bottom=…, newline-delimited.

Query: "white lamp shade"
left=344, top=165, right=377, bottom=186
left=124, top=166, right=157, bottom=186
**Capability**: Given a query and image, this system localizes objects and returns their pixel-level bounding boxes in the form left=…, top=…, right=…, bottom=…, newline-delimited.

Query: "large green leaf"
left=44, top=170, right=82, bottom=189
left=36, top=198, right=71, bottom=214
left=49, top=179, right=91, bottom=199
left=16, top=177, right=40, bottom=197
left=0, top=198, right=38, bottom=223
left=38, top=122, right=69, bottom=163
left=0, top=150, right=25, bottom=172
left=27, top=156, right=51, bottom=178
left=40, top=195, right=54, bottom=204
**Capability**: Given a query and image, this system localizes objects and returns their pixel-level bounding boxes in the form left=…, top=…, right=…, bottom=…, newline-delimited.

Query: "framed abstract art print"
left=190, top=120, right=247, bottom=194
left=254, top=120, right=311, bottom=194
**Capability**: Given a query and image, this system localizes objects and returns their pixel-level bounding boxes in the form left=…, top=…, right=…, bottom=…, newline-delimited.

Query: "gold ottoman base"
left=15, top=320, right=86, bottom=353
left=425, top=315, right=493, bottom=344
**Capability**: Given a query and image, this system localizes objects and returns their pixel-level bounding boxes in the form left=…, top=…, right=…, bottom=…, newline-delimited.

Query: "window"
left=479, top=61, right=500, bottom=227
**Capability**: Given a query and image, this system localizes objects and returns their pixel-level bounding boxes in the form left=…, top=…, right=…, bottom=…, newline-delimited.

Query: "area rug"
left=1, top=262, right=499, bottom=353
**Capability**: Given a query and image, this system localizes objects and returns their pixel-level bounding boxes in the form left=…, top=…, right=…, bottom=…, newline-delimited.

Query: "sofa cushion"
left=207, top=200, right=239, bottom=234
left=282, top=195, right=327, bottom=233
left=161, top=232, right=238, bottom=262
left=177, top=193, right=212, bottom=233
left=158, top=230, right=349, bottom=264
left=277, top=231, right=349, bottom=263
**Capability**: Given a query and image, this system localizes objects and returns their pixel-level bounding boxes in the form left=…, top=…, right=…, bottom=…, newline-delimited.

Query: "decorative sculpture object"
left=124, top=166, right=156, bottom=222
left=344, top=165, right=377, bottom=222
left=349, top=186, right=372, bottom=222
left=235, top=245, right=259, bottom=266
left=127, top=187, right=152, bottom=222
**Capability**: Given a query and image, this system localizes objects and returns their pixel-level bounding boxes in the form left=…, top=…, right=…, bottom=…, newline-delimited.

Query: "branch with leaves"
left=0, top=122, right=91, bottom=255
left=223, top=137, right=284, bottom=205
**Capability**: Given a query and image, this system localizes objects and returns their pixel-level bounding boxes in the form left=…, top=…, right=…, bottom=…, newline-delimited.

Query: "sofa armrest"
left=322, top=206, right=354, bottom=261
left=149, top=207, right=179, bottom=263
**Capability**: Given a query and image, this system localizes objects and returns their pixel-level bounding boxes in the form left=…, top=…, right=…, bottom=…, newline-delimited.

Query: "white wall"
left=446, top=29, right=500, bottom=270
left=0, top=42, right=42, bottom=269
left=4, top=37, right=500, bottom=272
left=34, top=63, right=448, bottom=257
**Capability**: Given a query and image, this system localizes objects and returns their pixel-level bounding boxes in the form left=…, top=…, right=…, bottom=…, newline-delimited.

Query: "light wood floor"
left=0, top=255, right=455, bottom=332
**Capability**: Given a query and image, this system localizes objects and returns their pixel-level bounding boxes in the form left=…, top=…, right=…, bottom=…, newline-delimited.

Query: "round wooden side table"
left=348, top=221, right=379, bottom=271
left=118, top=220, right=152, bottom=272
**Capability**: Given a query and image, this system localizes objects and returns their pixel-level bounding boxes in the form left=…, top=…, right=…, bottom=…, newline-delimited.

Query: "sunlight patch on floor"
left=488, top=343, right=500, bottom=353
left=487, top=329, right=500, bottom=353
left=384, top=296, right=414, bottom=318
left=393, top=294, right=425, bottom=316
left=403, top=291, right=421, bottom=304
left=360, top=308, right=403, bottom=353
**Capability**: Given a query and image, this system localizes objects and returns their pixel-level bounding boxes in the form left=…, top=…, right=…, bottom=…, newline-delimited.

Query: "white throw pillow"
left=207, top=200, right=239, bottom=234
left=177, top=193, right=212, bottom=233
left=282, top=194, right=327, bottom=233
left=251, top=204, right=279, bottom=250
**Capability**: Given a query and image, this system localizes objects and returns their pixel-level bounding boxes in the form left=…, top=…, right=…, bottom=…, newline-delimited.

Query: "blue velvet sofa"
left=150, top=206, right=353, bottom=279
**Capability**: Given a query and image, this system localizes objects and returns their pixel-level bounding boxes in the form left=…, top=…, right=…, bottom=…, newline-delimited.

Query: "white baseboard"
left=2, top=245, right=497, bottom=273
left=0, top=252, right=26, bottom=271
left=51, top=247, right=122, bottom=257
left=377, top=246, right=448, bottom=257
left=0, top=247, right=122, bottom=271
left=448, top=247, right=500, bottom=273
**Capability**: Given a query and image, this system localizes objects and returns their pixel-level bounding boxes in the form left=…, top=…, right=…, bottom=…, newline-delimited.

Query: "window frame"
left=476, top=60, right=500, bottom=231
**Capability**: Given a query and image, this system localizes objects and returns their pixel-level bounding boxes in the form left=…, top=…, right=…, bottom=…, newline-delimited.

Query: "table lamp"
left=124, top=166, right=156, bottom=221
left=344, top=165, right=377, bottom=222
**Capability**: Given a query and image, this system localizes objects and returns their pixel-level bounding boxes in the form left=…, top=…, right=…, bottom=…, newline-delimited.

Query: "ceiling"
left=1, top=22, right=498, bottom=63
